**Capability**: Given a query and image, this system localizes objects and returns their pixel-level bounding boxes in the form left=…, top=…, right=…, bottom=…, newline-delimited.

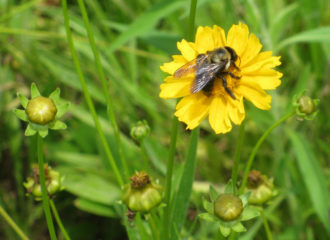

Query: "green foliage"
left=0, top=0, right=329, bottom=239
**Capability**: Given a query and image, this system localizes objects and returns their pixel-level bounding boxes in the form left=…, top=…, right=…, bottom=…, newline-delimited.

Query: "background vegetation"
left=0, top=0, right=329, bottom=239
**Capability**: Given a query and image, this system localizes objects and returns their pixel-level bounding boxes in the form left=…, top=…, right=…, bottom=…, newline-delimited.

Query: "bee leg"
left=223, top=72, right=241, bottom=79
left=220, top=76, right=236, bottom=99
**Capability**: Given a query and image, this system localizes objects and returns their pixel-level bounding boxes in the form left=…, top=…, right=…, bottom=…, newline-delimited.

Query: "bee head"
left=210, top=48, right=229, bottom=63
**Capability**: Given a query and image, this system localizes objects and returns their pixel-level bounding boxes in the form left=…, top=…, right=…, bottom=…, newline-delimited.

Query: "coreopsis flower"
left=13, top=83, right=69, bottom=138
left=159, top=22, right=282, bottom=134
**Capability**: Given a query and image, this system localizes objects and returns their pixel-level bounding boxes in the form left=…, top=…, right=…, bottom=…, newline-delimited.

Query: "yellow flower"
left=159, top=23, right=282, bottom=134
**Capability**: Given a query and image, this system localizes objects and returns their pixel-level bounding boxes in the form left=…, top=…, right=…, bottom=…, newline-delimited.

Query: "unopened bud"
left=298, top=95, right=315, bottom=115
left=214, top=194, right=243, bottom=221
left=25, top=96, right=57, bottom=125
left=130, top=120, right=150, bottom=142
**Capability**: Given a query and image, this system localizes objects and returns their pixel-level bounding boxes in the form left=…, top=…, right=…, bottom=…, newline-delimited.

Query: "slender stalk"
left=162, top=114, right=179, bottom=240
left=239, top=111, right=295, bottom=194
left=163, top=1, right=197, bottom=239
left=260, top=209, right=273, bottom=240
left=61, top=0, right=123, bottom=186
left=37, top=135, right=57, bottom=240
left=231, top=121, right=245, bottom=195
left=149, top=213, right=160, bottom=240
left=76, top=0, right=129, bottom=181
left=0, top=205, right=29, bottom=240
left=140, top=140, right=150, bottom=173
left=49, top=200, right=71, bottom=240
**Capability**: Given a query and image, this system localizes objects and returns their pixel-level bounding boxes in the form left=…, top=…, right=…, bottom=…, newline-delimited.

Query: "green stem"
left=76, top=0, right=129, bottom=181
left=162, top=115, right=178, bottom=240
left=149, top=213, right=160, bottom=240
left=140, top=140, right=150, bottom=173
left=0, top=205, right=29, bottom=240
left=260, top=209, right=273, bottom=240
left=37, top=135, right=57, bottom=240
left=61, top=0, right=123, bottom=187
left=187, top=0, right=198, bottom=41
left=49, top=200, right=71, bottom=240
left=239, top=111, right=295, bottom=194
left=231, top=121, right=245, bottom=195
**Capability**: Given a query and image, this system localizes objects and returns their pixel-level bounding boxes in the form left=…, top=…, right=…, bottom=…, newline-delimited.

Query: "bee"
left=174, top=46, right=240, bottom=99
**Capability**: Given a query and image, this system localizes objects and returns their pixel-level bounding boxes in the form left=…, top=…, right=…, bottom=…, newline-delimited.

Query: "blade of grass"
left=170, top=128, right=200, bottom=239
left=286, top=129, right=330, bottom=235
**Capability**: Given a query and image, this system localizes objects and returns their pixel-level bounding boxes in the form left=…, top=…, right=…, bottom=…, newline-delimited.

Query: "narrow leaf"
left=49, top=88, right=61, bottom=104
left=25, top=124, right=36, bottom=136
left=17, top=93, right=29, bottom=108
left=232, top=222, right=246, bottom=233
left=50, top=120, right=67, bottom=130
left=241, top=206, right=260, bottom=221
left=30, top=82, right=41, bottom=98
left=13, top=109, right=28, bottom=122
left=74, top=198, right=118, bottom=217
left=209, top=185, right=218, bottom=202
left=219, top=224, right=231, bottom=237
left=198, top=213, right=218, bottom=222
left=202, top=198, right=213, bottom=214
left=286, top=129, right=330, bottom=235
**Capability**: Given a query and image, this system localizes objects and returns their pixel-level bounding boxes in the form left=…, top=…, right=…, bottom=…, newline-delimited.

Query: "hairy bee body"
left=174, top=46, right=240, bottom=99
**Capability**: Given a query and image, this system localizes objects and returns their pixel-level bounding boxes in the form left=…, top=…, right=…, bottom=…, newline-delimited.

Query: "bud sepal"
left=13, top=83, right=69, bottom=138
left=130, top=120, right=150, bottom=142
left=199, top=180, right=259, bottom=237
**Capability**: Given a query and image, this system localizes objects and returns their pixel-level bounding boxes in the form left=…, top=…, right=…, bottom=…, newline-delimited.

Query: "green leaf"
left=30, top=82, right=41, bottom=98
left=56, top=102, right=70, bottom=118
left=202, top=198, right=213, bottom=214
left=241, top=206, right=260, bottom=221
left=277, top=27, right=330, bottom=50
left=74, top=198, right=118, bottom=217
left=232, top=222, right=246, bottom=233
left=50, top=120, right=67, bottom=130
left=38, top=129, right=48, bottom=138
left=239, top=192, right=251, bottom=207
left=224, top=179, right=233, bottom=194
left=286, top=129, right=330, bottom=235
left=209, top=185, right=218, bottom=202
left=107, top=0, right=185, bottom=52
left=17, top=93, right=29, bottom=108
left=49, top=88, right=61, bottom=104
left=198, top=213, right=218, bottom=222
left=13, top=109, right=28, bottom=122
left=219, top=224, right=231, bottom=237
left=170, top=128, right=200, bottom=239
left=58, top=168, right=121, bottom=205
left=25, top=124, right=36, bottom=136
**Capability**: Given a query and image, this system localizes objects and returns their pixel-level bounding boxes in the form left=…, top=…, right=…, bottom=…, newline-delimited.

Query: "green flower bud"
left=23, top=164, right=63, bottom=201
left=130, top=120, right=150, bottom=142
left=25, top=96, right=57, bottom=125
left=122, top=171, right=162, bottom=212
left=298, top=95, right=315, bottom=115
left=214, top=194, right=243, bottom=221
left=292, top=91, right=319, bottom=121
left=246, top=170, right=276, bottom=205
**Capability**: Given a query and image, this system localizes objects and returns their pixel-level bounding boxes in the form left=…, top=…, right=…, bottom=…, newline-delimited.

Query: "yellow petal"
left=212, top=25, right=226, bottom=48
left=226, top=22, right=249, bottom=57
left=175, top=92, right=211, bottom=129
left=160, top=76, right=193, bottom=99
left=208, top=96, right=232, bottom=134
left=227, top=97, right=245, bottom=125
left=236, top=82, right=272, bottom=110
left=160, top=55, right=187, bottom=75
left=240, top=33, right=262, bottom=68
left=195, top=26, right=215, bottom=53
left=177, top=39, right=197, bottom=61
left=242, top=52, right=281, bottom=73
left=240, top=70, right=282, bottom=90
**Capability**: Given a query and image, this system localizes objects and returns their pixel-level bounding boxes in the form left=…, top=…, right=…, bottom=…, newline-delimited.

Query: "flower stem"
left=260, top=209, right=273, bottom=240
left=187, top=0, right=198, bottom=41
left=61, top=0, right=123, bottom=187
left=76, top=0, right=130, bottom=181
left=37, top=135, right=57, bottom=240
left=162, top=115, right=179, bottom=240
left=49, top=200, right=71, bottom=240
left=239, top=111, right=295, bottom=194
left=140, top=139, right=150, bottom=173
left=149, top=213, right=160, bottom=240
left=0, top=205, right=29, bottom=240
left=231, top=121, right=245, bottom=195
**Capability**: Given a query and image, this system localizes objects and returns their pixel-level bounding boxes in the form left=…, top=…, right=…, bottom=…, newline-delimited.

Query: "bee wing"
left=191, top=62, right=225, bottom=93
left=174, top=54, right=208, bottom=78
